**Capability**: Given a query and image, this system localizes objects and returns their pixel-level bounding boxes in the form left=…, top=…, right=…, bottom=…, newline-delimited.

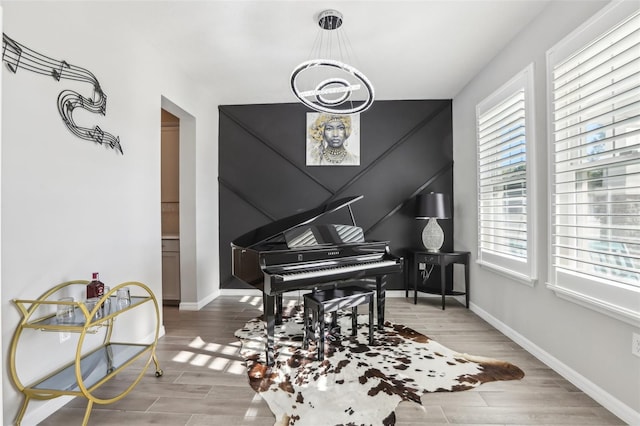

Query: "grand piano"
left=231, top=195, right=403, bottom=365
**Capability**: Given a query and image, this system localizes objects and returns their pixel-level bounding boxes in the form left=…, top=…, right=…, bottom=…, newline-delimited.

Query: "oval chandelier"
left=290, top=10, right=375, bottom=115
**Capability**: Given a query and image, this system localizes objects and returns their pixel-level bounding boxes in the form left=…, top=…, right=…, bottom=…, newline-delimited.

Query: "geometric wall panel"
left=219, top=100, right=453, bottom=289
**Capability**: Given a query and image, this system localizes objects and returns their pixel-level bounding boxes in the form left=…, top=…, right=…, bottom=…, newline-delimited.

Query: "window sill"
left=477, top=260, right=537, bottom=287
left=547, top=273, right=640, bottom=327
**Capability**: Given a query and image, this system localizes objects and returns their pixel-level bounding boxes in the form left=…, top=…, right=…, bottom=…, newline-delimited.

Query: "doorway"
left=160, top=96, right=196, bottom=310
left=161, top=109, right=180, bottom=305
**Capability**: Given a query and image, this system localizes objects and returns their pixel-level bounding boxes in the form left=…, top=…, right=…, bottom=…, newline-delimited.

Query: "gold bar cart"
left=9, top=280, right=163, bottom=425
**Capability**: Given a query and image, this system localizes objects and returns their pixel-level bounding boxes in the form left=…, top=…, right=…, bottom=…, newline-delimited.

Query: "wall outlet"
left=632, top=333, right=640, bottom=358
left=59, top=331, right=70, bottom=343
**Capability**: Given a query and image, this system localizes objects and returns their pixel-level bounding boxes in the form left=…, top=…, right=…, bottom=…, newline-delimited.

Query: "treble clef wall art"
left=2, top=33, right=123, bottom=154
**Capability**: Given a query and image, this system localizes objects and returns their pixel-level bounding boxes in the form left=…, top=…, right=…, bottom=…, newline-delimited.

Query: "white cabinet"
left=162, top=239, right=180, bottom=304
left=161, top=126, right=179, bottom=203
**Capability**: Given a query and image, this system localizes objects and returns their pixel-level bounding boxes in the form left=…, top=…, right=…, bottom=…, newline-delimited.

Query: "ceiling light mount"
left=290, top=9, right=375, bottom=115
left=318, top=10, right=343, bottom=30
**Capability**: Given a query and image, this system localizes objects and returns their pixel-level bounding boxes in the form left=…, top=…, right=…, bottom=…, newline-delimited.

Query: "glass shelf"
left=23, top=296, right=151, bottom=331
left=31, top=343, right=150, bottom=392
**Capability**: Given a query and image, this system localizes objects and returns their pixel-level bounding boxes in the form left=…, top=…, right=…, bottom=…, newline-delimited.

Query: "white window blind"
left=477, top=64, right=536, bottom=282
left=547, top=1, right=640, bottom=325
left=552, top=11, right=640, bottom=287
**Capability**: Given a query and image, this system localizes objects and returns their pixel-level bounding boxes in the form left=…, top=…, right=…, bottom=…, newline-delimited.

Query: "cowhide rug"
left=235, top=306, right=524, bottom=426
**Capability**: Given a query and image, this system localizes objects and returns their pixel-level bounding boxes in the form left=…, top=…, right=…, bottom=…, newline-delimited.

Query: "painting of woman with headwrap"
left=306, top=113, right=360, bottom=166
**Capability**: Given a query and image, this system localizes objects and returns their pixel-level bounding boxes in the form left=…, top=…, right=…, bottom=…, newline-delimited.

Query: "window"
left=476, top=64, right=537, bottom=283
left=547, top=1, right=640, bottom=326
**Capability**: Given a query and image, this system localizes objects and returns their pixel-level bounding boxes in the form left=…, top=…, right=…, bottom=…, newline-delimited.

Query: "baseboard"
left=177, top=287, right=413, bottom=310
left=217, top=289, right=413, bottom=298
left=219, top=288, right=263, bottom=296
left=178, top=290, right=219, bottom=311
left=18, top=396, right=75, bottom=426
left=470, top=302, right=640, bottom=425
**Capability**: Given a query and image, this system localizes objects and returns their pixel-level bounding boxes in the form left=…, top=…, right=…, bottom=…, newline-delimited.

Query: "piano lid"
left=231, top=195, right=364, bottom=249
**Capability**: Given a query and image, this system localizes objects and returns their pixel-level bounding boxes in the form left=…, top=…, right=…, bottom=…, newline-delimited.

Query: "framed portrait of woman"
left=306, top=113, right=360, bottom=166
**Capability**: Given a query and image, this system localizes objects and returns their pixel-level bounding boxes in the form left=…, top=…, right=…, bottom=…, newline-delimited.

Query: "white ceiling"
left=115, top=0, right=551, bottom=105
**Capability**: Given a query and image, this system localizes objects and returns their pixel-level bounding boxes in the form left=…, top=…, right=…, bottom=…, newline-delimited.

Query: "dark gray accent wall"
left=219, top=100, right=453, bottom=290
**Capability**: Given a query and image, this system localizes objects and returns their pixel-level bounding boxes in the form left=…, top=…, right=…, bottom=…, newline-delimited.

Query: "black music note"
left=63, top=97, right=74, bottom=116
left=51, top=60, right=70, bottom=81
left=89, top=125, right=104, bottom=144
left=2, top=34, right=22, bottom=73
left=98, top=91, right=107, bottom=115
left=112, top=136, right=123, bottom=154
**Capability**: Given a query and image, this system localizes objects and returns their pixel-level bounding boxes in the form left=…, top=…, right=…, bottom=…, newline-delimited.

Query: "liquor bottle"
left=86, top=272, right=105, bottom=299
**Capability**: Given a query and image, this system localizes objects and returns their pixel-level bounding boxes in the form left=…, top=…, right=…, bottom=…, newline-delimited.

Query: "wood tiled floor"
left=38, top=295, right=624, bottom=425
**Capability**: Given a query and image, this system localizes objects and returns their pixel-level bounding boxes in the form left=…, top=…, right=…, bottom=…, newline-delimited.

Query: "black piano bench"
left=302, top=285, right=375, bottom=361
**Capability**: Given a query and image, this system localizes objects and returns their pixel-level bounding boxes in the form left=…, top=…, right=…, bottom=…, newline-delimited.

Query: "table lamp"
left=415, top=192, right=451, bottom=252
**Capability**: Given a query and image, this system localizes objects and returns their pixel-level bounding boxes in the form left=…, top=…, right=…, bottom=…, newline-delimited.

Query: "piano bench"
left=302, top=285, right=375, bottom=361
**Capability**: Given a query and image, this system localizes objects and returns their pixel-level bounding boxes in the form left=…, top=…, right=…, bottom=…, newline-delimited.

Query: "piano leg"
left=376, top=276, right=386, bottom=330
left=264, top=294, right=276, bottom=366
left=275, top=294, right=283, bottom=325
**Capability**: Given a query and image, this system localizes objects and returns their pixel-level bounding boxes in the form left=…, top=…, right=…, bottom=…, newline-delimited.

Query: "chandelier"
left=290, top=9, right=375, bottom=115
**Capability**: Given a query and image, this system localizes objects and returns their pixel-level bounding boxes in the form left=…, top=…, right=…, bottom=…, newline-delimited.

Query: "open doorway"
left=160, top=96, right=196, bottom=311
left=161, top=109, right=180, bottom=306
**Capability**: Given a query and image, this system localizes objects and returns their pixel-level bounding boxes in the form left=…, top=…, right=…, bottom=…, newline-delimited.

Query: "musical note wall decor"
left=2, top=33, right=123, bottom=154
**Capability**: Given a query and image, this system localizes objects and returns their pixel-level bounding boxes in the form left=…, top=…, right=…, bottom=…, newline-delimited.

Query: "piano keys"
left=231, top=195, right=403, bottom=365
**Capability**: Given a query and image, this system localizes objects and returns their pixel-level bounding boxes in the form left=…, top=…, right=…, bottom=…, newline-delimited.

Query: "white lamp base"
left=422, top=218, right=444, bottom=252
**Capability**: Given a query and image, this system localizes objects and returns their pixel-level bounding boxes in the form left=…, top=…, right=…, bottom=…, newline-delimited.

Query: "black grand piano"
left=231, top=195, right=403, bottom=365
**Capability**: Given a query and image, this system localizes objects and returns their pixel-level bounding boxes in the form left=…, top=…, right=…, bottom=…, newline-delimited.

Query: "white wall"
left=0, top=5, right=4, bottom=426
left=0, top=2, right=220, bottom=424
left=453, top=0, right=639, bottom=423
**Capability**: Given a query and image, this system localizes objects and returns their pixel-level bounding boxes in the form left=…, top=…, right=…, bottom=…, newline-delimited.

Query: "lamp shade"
left=415, top=193, right=451, bottom=219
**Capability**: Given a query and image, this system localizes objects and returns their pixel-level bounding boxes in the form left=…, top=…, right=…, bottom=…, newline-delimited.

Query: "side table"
left=406, top=250, right=470, bottom=310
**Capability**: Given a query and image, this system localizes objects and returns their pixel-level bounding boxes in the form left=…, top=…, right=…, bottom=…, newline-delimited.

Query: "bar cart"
left=9, top=280, right=163, bottom=425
